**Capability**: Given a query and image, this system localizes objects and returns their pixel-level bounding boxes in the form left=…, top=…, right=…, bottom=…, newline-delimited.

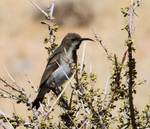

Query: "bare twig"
left=29, top=0, right=48, bottom=17
left=104, top=92, right=115, bottom=111
left=47, top=0, right=56, bottom=44
left=79, top=119, right=88, bottom=129
left=92, top=29, right=114, bottom=62
left=0, top=76, right=20, bottom=94
left=75, top=104, right=81, bottom=118
left=0, top=110, right=14, bottom=129
left=123, top=102, right=128, bottom=126
left=0, top=119, right=8, bottom=129
left=0, top=110, right=37, bottom=128
left=133, top=0, right=142, bottom=10
left=50, top=0, right=55, bottom=18
left=25, top=74, right=37, bottom=92
left=103, top=55, right=121, bottom=111
left=0, top=87, right=27, bottom=103
left=12, top=98, right=17, bottom=115
left=126, top=0, right=143, bottom=16
left=0, top=94, right=11, bottom=99
left=29, top=0, right=56, bottom=47
left=4, top=67, right=15, bottom=84
left=16, top=76, right=24, bottom=91
left=1, top=68, right=31, bottom=102
left=16, top=76, right=40, bottom=122
left=128, top=0, right=134, bottom=38
left=16, top=76, right=31, bottom=104
left=102, top=69, right=111, bottom=108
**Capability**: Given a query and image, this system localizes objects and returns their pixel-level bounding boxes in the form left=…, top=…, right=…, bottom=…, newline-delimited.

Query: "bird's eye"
left=71, top=38, right=76, bottom=42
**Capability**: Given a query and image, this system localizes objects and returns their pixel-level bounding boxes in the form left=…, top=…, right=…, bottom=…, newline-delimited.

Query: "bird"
left=32, top=33, right=94, bottom=109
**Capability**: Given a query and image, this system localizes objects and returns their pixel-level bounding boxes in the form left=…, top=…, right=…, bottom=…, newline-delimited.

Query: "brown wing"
left=39, top=52, right=61, bottom=89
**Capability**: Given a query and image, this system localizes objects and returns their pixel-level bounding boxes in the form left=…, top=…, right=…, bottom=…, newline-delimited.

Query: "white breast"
left=48, top=48, right=74, bottom=87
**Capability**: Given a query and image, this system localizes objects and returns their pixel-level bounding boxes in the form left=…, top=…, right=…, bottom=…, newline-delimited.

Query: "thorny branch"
left=0, top=87, right=27, bottom=103
left=47, top=0, right=55, bottom=43
left=30, top=0, right=56, bottom=53
left=102, top=55, right=121, bottom=111
left=29, top=0, right=48, bottom=17
left=0, top=70, right=41, bottom=123
left=0, top=0, right=146, bottom=128
left=0, top=119, right=8, bottom=129
left=128, top=0, right=134, bottom=38
left=133, top=0, right=142, bottom=10
left=0, top=76, right=21, bottom=94
left=127, top=0, right=137, bottom=128
left=125, top=0, right=143, bottom=16
left=92, top=29, right=114, bottom=62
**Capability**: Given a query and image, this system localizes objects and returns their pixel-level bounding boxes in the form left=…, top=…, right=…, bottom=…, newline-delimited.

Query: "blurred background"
left=0, top=0, right=150, bottom=125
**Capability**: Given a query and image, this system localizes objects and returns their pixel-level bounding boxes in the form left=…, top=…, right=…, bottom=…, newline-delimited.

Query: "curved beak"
left=80, top=38, right=94, bottom=42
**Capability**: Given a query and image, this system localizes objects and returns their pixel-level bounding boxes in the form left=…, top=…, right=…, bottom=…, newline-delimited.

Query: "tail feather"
left=32, top=87, right=50, bottom=109
left=32, top=96, right=44, bottom=109
left=32, top=86, right=69, bottom=109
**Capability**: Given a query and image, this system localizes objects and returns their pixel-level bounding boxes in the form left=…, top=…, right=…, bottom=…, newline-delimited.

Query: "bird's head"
left=61, top=33, right=94, bottom=50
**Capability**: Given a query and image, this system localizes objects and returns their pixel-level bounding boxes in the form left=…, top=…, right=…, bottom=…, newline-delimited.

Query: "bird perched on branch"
left=32, top=33, right=94, bottom=109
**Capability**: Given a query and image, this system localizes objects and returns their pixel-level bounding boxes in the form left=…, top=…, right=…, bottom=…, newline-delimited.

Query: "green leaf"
left=41, top=20, right=47, bottom=24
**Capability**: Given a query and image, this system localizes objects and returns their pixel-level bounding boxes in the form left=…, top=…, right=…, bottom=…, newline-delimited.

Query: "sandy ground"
left=0, top=0, right=150, bottom=126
